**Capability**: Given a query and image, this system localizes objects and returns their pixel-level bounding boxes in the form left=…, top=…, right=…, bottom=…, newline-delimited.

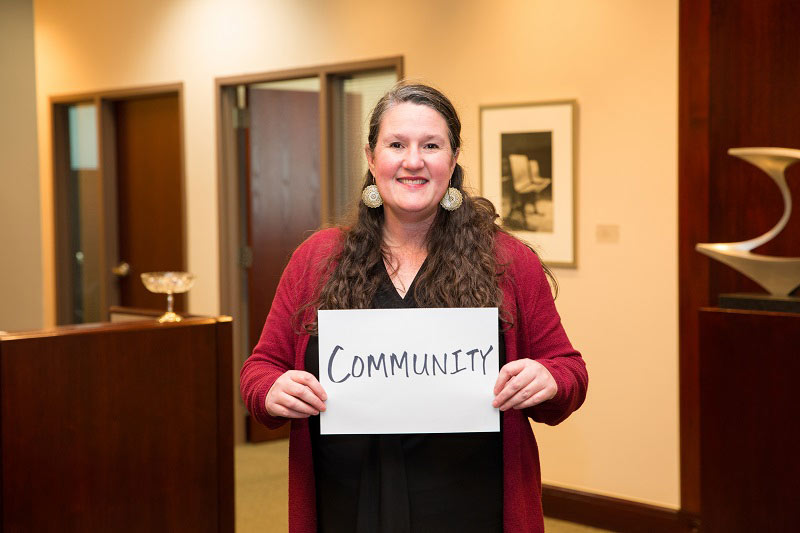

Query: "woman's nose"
left=403, top=146, right=424, bottom=169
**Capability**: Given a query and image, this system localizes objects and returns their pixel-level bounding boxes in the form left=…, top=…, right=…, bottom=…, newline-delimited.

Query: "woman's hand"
left=492, top=359, right=557, bottom=411
left=265, top=370, right=328, bottom=418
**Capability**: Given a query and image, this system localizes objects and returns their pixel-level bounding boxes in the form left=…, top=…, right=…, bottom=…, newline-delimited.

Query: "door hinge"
left=236, top=84, right=247, bottom=109
left=233, top=85, right=249, bottom=128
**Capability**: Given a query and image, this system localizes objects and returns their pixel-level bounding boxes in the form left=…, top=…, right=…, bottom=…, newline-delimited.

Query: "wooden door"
left=247, top=89, right=321, bottom=349
left=245, top=88, right=320, bottom=441
left=114, top=94, right=185, bottom=310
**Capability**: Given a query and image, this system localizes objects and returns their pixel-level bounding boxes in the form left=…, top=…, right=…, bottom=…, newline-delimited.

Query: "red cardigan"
left=240, top=228, right=588, bottom=533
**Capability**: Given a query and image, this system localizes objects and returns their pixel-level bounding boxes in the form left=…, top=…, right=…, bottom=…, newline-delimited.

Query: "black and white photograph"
left=481, top=100, right=577, bottom=267
left=500, top=131, right=553, bottom=233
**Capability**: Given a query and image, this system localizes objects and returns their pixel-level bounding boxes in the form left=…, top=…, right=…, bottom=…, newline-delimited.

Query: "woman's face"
left=366, top=102, right=459, bottom=224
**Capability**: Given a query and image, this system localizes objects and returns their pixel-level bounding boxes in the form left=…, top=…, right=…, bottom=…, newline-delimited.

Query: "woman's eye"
left=388, top=142, right=403, bottom=149
left=424, top=143, right=439, bottom=150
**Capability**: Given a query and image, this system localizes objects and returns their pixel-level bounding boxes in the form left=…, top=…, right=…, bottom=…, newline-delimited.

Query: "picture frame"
left=480, top=100, right=577, bottom=268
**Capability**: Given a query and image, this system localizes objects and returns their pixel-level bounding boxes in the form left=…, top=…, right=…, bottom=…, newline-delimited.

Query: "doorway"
left=246, top=78, right=322, bottom=367
left=52, top=86, right=186, bottom=325
left=217, top=58, right=403, bottom=443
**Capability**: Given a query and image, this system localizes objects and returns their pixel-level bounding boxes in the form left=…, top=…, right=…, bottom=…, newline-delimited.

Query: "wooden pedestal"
left=698, top=308, right=800, bottom=532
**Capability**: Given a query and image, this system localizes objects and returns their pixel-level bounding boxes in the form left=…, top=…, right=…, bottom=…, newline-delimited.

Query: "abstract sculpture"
left=696, top=147, right=800, bottom=296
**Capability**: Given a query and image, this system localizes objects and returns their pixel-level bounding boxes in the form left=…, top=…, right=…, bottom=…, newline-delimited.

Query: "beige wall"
left=32, top=0, right=679, bottom=508
left=1, top=0, right=43, bottom=332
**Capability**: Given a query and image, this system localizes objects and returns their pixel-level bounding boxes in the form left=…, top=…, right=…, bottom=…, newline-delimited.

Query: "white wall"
left=33, top=0, right=679, bottom=507
left=1, top=0, right=43, bottom=332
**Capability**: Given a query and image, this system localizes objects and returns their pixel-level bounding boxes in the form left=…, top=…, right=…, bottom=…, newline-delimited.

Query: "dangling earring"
left=440, top=181, right=463, bottom=211
left=362, top=180, right=383, bottom=208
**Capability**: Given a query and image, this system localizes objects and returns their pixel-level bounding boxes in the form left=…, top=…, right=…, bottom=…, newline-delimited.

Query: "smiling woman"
left=365, top=102, right=458, bottom=225
left=240, top=81, right=588, bottom=533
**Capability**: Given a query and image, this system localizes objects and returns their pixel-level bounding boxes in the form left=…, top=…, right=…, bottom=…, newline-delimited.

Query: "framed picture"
left=480, top=100, right=577, bottom=267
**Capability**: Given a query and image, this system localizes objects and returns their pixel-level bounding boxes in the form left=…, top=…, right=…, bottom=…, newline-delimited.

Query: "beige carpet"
left=235, top=440, right=612, bottom=533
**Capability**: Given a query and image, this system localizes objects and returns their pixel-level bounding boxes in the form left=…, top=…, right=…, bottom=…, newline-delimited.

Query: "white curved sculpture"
left=696, top=147, right=800, bottom=296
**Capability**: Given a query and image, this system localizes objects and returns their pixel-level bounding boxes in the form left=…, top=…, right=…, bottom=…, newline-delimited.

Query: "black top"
left=305, top=265, right=504, bottom=533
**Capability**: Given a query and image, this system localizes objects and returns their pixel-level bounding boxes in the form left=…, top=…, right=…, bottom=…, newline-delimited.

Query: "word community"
left=327, top=344, right=495, bottom=384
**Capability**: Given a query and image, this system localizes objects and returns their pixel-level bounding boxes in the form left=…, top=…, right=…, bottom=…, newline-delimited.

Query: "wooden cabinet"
left=0, top=317, right=233, bottom=532
left=698, top=308, right=800, bottom=532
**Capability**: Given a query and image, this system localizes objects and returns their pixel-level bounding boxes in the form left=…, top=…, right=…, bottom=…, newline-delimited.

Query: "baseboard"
left=541, top=485, right=700, bottom=533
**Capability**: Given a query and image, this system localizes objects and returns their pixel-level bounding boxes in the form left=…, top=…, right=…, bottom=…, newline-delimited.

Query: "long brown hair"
left=299, top=82, right=555, bottom=334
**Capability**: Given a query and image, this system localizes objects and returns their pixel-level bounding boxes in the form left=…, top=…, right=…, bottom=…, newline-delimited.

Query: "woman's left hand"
left=492, top=359, right=558, bottom=411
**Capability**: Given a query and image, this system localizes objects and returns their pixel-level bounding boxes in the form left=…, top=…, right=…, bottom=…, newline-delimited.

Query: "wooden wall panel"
left=678, top=0, right=711, bottom=515
left=707, top=0, right=800, bottom=297
left=679, top=0, right=800, bottom=523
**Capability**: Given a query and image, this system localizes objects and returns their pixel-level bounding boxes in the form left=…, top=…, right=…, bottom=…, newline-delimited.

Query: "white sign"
left=318, top=308, right=499, bottom=435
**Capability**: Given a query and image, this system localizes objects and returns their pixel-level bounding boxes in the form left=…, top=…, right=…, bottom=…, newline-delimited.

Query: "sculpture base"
left=718, top=293, right=800, bottom=314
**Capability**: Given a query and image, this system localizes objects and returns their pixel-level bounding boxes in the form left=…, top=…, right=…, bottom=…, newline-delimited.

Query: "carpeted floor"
left=235, top=440, right=612, bottom=533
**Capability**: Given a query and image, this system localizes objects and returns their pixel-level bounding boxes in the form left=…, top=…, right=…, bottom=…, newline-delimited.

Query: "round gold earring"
left=440, top=185, right=463, bottom=211
left=362, top=184, right=383, bottom=208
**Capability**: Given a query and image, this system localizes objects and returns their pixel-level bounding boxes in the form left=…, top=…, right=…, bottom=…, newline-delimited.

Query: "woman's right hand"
left=265, top=370, right=328, bottom=418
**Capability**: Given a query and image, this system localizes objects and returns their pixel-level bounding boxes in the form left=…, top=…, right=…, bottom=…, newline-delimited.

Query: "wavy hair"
left=299, top=82, right=555, bottom=334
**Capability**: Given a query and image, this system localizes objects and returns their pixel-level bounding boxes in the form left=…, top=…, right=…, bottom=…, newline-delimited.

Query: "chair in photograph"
left=507, top=154, right=552, bottom=221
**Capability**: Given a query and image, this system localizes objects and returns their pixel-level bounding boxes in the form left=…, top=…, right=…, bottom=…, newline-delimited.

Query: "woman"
left=240, top=82, right=588, bottom=533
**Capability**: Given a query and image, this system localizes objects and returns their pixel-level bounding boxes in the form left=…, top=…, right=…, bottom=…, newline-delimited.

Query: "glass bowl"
left=140, top=271, right=196, bottom=322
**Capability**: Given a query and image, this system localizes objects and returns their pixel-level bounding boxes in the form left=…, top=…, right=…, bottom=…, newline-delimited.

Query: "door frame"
left=51, top=83, right=186, bottom=325
left=215, top=57, right=403, bottom=443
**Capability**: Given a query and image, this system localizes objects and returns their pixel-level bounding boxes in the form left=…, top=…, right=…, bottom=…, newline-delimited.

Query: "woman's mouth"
left=397, top=177, right=427, bottom=185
